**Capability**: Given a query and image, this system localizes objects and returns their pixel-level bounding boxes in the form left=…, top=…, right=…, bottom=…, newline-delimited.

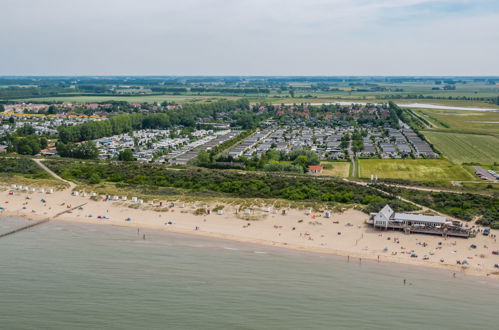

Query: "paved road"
left=33, top=158, right=75, bottom=190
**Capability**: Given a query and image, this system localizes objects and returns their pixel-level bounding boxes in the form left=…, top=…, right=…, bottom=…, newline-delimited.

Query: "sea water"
left=0, top=216, right=497, bottom=330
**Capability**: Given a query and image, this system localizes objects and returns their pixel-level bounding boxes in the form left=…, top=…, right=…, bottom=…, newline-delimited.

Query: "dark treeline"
left=57, top=99, right=259, bottom=143
left=190, top=87, right=270, bottom=94
left=378, top=94, right=499, bottom=105
left=150, top=87, right=188, bottom=93
left=44, top=159, right=417, bottom=213
left=56, top=141, right=99, bottom=159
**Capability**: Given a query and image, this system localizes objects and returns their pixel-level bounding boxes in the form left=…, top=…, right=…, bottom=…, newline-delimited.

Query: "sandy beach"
left=1, top=185, right=498, bottom=279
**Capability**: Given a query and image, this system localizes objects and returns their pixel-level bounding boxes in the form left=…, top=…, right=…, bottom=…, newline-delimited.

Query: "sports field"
left=423, top=131, right=499, bottom=164
left=358, top=159, right=474, bottom=182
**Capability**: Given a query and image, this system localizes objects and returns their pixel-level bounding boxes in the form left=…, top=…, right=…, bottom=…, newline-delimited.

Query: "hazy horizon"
left=2, top=0, right=499, bottom=76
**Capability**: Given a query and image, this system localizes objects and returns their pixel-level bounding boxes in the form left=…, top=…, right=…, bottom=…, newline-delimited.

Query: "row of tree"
left=57, top=99, right=255, bottom=143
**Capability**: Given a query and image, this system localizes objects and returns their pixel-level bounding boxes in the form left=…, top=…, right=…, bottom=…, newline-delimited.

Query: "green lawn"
left=319, top=161, right=350, bottom=177
left=413, top=108, right=499, bottom=136
left=423, top=131, right=499, bottom=164
left=358, top=159, right=473, bottom=183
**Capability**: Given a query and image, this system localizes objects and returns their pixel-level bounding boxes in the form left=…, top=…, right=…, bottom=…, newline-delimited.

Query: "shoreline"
left=1, top=187, right=498, bottom=279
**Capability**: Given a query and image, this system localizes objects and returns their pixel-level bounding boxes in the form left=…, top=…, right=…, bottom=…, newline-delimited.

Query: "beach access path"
left=33, top=158, right=75, bottom=190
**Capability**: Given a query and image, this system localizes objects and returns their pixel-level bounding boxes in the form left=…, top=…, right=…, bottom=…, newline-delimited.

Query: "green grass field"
left=358, top=159, right=474, bottom=183
left=413, top=108, right=499, bottom=136
left=423, top=131, right=499, bottom=164
left=319, top=161, right=350, bottom=177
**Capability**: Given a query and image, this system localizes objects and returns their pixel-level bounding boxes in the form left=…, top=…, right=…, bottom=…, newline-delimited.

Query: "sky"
left=1, top=0, right=499, bottom=76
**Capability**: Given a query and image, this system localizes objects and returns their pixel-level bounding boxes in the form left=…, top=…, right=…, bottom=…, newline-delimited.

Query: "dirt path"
left=33, top=158, right=75, bottom=190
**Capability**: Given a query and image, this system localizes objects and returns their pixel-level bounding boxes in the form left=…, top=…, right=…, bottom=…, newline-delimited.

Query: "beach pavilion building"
left=368, top=205, right=469, bottom=237
left=370, top=205, right=448, bottom=229
left=368, top=205, right=470, bottom=238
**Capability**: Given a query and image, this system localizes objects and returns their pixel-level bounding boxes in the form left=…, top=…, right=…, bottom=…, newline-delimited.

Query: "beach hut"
left=179, top=203, right=185, bottom=208
left=324, top=211, right=332, bottom=218
left=148, top=200, right=153, bottom=205
left=138, top=199, right=144, bottom=204
left=39, top=188, right=45, bottom=193
left=113, top=195, right=119, bottom=201
left=305, top=209, right=312, bottom=215
left=122, top=196, right=127, bottom=201
left=90, top=192, right=96, bottom=197
left=48, top=188, right=54, bottom=194
left=263, top=207, right=271, bottom=213
left=244, top=209, right=252, bottom=215
left=217, top=209, right=224, bottom=215
left=23, top=186, right=29, bottom=191
left=131, top=197, right=138, bottom=203
left=30, top=188, right=36, bottom=193
left=72, top=191, right=79, bottom=196
left=11, top=184, right=17, bottom=189
left=169, top=202, right=176, bottom=207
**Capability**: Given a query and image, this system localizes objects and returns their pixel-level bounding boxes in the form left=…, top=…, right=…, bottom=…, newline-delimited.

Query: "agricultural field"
left=16, top=95, right=238, bottom=104
left=319, top=161, right=350, bottom=177
left=413, top=108, right=499, bottom=136
left=358, top=158, right=474, bottom=183
left=423, top=131, right=499, bottom=164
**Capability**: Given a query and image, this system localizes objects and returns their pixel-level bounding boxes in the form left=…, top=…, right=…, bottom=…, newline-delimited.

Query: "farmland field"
left=413, top=108, right=499, bottom=136
left=319, top=161, right=350, bottom=177
left=423, top=131, right=499, bottom=164
left=358, top=159, right=473, bottom=183
left=15, top=95, right=240, bottom=104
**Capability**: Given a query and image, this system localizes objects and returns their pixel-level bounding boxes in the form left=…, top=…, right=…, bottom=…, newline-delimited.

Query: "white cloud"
left=0, top=0, right=497, bottom=75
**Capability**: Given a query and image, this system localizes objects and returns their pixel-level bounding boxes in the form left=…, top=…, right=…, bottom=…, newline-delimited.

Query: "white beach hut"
left=122, top=196, right=127, bottom=201
left=39, top=188, right=45, bottom=193
left=131, top=197, right=138, bottom=203
left=217, top=209, right=224, bottom=215
left=11, top=184, right=17, bottom=189
left=48, top=188, right=54, bottom=194
left=305, top=209, right=312, bottom=215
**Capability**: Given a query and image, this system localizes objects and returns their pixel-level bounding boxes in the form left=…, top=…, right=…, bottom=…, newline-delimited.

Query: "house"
left=307, top=165, right=323, bottom=174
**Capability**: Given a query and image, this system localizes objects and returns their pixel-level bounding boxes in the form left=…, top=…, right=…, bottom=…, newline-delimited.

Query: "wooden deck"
left=367, top=221, right=470, bottom=238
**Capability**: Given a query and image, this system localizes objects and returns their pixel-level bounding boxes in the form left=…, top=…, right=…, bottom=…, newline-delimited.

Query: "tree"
left=118, top=148, right=135, bottom=161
